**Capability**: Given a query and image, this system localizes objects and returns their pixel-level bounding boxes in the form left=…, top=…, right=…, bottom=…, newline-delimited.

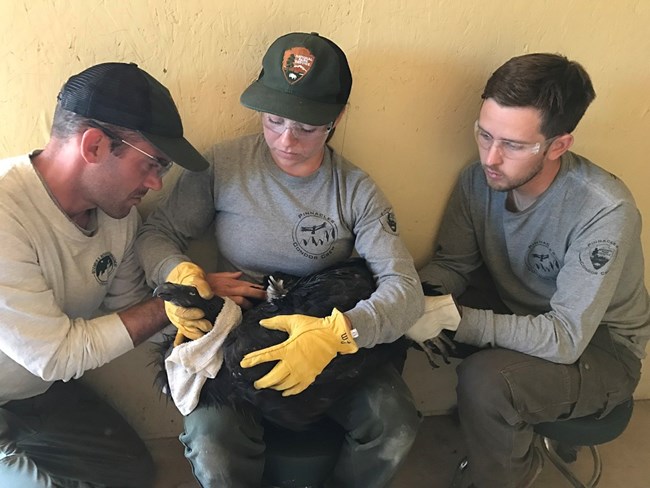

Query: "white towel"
left=164, top=297, right=242, bottom=415
left=405, top=294, right=461, bottom=343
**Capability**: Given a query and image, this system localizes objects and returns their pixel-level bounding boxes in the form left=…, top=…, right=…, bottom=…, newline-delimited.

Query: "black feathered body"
left=157, top=259, right=407, bottom=431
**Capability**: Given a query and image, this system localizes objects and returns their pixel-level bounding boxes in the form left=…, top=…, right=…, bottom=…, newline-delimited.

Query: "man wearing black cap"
left=0, top=62, right=208, bottom=487
left=137, top=33, right=424, bottom=487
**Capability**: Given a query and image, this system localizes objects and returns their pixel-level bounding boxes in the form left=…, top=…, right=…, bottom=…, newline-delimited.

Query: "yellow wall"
left=1, top=0, right=649, bottom=435
left=2, top=0, right=648, bottom=269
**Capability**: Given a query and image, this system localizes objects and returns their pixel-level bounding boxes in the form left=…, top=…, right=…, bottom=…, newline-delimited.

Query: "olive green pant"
left=450, top=267, right=642, bottom=488
left=456, top=327, right=641, bottom=488
left=180, top=363, right=421, bottom=488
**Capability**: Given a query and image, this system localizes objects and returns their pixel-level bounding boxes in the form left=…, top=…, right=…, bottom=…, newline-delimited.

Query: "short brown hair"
left=481, top=53, right=595, bottom=137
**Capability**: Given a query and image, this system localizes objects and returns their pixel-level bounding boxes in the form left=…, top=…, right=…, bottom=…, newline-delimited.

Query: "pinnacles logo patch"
left=282, top=47, right=315, bottom=84
left=92, top=252, right=117, bottom=285
left=292, top=212, right=337, bottom=260
left=526, top=241, right=560, bottom=280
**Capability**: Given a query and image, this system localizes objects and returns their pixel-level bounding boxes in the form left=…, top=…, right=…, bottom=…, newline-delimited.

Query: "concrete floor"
left=147, top=400, right=650, bottom=488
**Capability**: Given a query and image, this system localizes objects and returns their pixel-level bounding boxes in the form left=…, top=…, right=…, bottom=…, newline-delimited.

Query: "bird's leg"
left=415, top=340, right=440, bottom=369
left=421, top=333, right=458, bottom=367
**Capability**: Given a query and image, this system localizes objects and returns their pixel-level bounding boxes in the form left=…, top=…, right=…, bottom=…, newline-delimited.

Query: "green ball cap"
left=240, top=32, right=353, bottom=126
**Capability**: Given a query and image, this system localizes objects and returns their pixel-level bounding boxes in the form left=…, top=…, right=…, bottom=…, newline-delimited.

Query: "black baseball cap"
left=240, top=32, right=352, bottom=126
left=57, top=62, right=208, bottom=171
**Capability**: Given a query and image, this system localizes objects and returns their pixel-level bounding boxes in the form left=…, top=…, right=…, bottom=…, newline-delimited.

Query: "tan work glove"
left=240, top=308, right=358, bottom=396
left=165, top=262, right=214, bottom=346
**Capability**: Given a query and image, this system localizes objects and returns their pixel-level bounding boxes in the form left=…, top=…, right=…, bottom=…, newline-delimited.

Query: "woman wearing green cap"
left=137, top=32, right=424, bottom=487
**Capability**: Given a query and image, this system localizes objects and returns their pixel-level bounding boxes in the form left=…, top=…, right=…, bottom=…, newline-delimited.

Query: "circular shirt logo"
left=92, top=252, right=117, bottom=284
left=293, top=213, right=337, bottom=259
left=525, top=242, right=561, bottom=280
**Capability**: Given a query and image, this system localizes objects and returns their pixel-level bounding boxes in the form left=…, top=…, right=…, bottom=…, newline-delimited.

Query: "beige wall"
left=1, top=0, right=649, bottom=437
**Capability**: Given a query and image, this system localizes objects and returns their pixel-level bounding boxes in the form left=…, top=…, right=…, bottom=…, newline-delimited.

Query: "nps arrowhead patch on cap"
left=239, top=32, right=352, bottom=125
left=282, top=47, right=315, bottom=84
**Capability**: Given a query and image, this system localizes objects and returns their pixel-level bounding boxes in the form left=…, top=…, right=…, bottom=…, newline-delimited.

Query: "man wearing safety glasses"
left=0, top=62, right=209, bottom=487
left=418, top=53, right=650, bottom=487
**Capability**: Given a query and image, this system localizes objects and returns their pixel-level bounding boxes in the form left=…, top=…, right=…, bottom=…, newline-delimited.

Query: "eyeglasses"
left=117, top=139, right=174, bottom=177
left=474, top=121, right=557, bottom=160
left=87, top=121, right=174, bottom=177
left=261, top=113, right=333, bottom=140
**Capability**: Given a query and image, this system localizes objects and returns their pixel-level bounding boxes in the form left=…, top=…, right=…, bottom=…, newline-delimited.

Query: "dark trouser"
left=0, top=381, right=154, bottom=488
left=180, top=363, right=422, bottom=488
left=452, top=266, right=642, bottom=488
left=455, top=327, right=641, bottom=488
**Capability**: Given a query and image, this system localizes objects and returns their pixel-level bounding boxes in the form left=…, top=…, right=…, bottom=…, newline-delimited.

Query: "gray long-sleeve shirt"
left=419, top=152, right=650, bottom=363
left=136, top=134, right=423, bottom=347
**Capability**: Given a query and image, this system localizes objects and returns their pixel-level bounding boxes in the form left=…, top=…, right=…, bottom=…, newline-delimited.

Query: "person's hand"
left=205, top=271, right=267, bottom=310
left=240, top=308, right=358, bottom=396
left=165, top=262, right=214, bottom=345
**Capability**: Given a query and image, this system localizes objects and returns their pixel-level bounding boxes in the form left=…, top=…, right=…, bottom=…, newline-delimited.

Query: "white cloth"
left=405, top=294, right=461, bottom=344
left=164, top=297, right=242, bottom=415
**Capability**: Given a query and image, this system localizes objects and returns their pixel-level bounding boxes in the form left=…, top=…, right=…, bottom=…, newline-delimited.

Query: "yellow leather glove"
left=240, top=308, right=358, bottom=396
left=165, top=262, right=214, bottom=346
